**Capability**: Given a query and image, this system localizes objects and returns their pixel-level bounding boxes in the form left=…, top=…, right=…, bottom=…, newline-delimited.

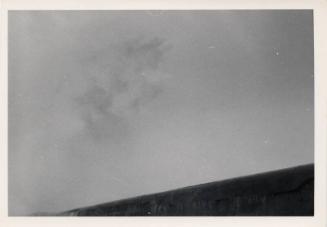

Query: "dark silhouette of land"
left=56, top=164, right=313, bottom=216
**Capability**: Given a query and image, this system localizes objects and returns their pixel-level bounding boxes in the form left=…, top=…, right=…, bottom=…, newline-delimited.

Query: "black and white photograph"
left=8, top=10, right=316, bottom=217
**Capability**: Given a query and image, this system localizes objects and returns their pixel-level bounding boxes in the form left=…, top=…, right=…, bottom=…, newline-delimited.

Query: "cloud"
left=73, top=37, right=172, bottom=141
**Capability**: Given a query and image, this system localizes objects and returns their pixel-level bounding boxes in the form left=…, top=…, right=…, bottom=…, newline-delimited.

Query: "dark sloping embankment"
left=58, top=164, right=314, bottom=216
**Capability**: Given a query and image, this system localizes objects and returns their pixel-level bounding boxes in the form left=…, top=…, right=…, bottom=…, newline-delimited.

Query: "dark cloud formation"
left=73, top=37, right=171, bottom=142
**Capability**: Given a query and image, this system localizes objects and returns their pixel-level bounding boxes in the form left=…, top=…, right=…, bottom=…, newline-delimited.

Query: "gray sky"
left=9, top=10, right=314, bottom=215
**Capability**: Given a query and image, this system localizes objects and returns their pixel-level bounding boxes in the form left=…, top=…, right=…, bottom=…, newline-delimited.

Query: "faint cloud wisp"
left=74, top=37, right=172, bottom=142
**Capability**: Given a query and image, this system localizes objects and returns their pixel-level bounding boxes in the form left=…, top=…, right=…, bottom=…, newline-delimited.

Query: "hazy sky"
left=9, top=10, right=314, bottom=215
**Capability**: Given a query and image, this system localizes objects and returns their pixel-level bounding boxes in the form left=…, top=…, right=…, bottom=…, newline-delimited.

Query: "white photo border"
left=1, top=1, right=326, bottom=227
